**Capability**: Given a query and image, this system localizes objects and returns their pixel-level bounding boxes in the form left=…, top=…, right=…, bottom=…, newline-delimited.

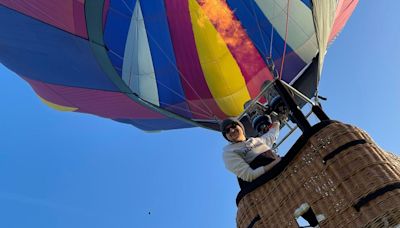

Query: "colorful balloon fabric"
left=0, top=0, right=357, bottom=131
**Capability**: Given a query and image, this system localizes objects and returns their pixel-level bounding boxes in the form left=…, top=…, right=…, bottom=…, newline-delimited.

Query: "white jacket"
left=223, top=122, right=280, bottom=182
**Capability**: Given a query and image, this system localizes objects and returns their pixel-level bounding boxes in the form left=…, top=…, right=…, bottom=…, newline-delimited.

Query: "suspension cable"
left=240, top=0, right=277, bottom=77
left=249, top=0, right=269, bottom=59
left=145, top=32, right=216, bottom=118
left=279, top=0, right=291, bottom=80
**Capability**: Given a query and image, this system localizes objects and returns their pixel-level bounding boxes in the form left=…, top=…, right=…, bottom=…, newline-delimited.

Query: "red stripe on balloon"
left=164, top=0, right=226, bottom=119
left=329, top=0, right=359, bottom=42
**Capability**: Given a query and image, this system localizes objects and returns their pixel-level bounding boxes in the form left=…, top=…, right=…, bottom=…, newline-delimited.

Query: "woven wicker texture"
left=236, top=122, right=400, bottom=228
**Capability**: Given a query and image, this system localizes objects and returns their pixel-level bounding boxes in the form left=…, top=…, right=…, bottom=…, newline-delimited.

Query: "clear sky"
left=0, top=2, right=399, bottom=228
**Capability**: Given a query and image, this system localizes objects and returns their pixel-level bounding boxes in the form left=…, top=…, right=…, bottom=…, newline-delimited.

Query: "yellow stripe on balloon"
left=38, top=96, right=78, bottom=112
left=189, top=0, right=250, bottom=116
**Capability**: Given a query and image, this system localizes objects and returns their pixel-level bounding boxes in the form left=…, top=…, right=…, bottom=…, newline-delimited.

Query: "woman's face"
left=226, top=124, right=246, bottom=143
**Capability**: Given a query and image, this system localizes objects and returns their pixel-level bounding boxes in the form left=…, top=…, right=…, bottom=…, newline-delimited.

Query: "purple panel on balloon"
left=25, top=77, right=168, bottom=120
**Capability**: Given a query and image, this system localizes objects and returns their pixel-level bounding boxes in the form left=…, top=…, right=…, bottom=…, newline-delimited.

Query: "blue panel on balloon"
left=226, top=0, right=287, bottom=60
left=226, top=0, right=307, bottom=82
left=103, top=1, right=135, bottom=76
left=140, top=0, right=191, bottom=117
left=0, top=5, right=119, bottom=91
left=115, top=118, right=194, bottom=131
left=301, top=0, right=312, bottom=9
left=108, top=0, right=137, bottom=17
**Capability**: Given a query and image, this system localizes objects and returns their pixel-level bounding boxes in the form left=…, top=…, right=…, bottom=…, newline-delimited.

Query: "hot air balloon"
left=2, top=1, right=400, bottom=227
left=0, top=0, right=355, bottom=132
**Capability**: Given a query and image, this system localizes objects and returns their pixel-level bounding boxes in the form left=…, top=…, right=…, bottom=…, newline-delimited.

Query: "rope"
left=121, top=0, right=133, bottom=13
left=279, top=0, right=291, bottom=80
left=269, top=23, right=274, bottom=60
left=249, top=1, right=269, bottom=60
left=240, top=0, right=277, bottom=75
left=251, top=0, right=278, bottom=78
left=145, top=32, right=216, bottom=118
left=269, top=2, right=276, bottom=60
left=116, top=0, right=216, bottom=119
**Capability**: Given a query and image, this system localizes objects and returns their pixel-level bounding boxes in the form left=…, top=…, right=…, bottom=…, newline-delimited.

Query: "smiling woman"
left=221, top=118, right=281, bottom=188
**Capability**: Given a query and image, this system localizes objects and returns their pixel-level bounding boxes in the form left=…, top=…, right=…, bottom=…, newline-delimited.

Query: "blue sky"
left=0, top=2, right=399, bottom=228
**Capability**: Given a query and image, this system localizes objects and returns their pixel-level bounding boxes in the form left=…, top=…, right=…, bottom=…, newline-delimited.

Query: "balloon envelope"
left=0, top=0, right=357, bottom=131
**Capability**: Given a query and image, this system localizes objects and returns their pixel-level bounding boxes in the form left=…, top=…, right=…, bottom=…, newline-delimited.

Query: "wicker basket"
left=236, top=121, right=400, bottom=228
